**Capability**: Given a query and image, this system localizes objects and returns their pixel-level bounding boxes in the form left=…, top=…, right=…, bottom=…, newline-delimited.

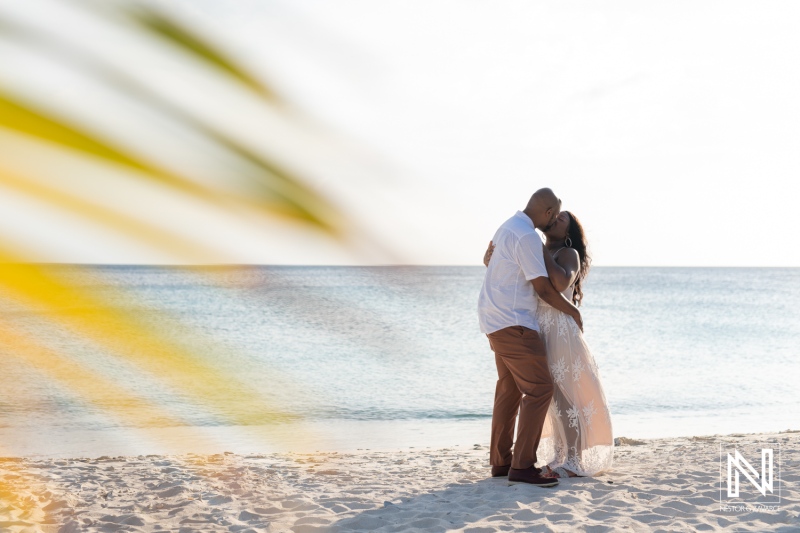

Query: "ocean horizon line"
left=5, top=263, right=799, bottom=269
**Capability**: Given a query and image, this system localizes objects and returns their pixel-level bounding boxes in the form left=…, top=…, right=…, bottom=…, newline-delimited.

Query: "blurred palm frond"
left=0, top=0, right=364, bottom=452
left=126, top=5, right=280, bottom=101
left=0, top=2, right=341, bottom=232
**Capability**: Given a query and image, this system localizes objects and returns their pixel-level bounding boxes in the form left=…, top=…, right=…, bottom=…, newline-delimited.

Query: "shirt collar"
left=515, top=210, right=534, bottom=228
left=516, top=210, right=544, bottom=240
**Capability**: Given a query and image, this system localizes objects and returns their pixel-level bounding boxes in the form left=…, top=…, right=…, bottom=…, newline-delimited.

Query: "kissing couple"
left=478, top=188, right=614, bottom=487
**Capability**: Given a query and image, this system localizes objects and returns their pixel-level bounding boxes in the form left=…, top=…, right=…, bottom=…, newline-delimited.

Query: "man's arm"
left=532, top=276, right=583, bottom=331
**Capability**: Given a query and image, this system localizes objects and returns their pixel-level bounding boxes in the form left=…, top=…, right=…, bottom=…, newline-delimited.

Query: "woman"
left=483, top=211, right=613, bottom=478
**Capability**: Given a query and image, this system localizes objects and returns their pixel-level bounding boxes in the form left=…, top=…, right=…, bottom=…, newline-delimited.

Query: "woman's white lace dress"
left=535, top=283, right=614, bottom=476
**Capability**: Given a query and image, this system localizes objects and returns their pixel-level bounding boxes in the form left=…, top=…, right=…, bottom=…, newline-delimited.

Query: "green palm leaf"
left=126, top=6, right=279, bottom=101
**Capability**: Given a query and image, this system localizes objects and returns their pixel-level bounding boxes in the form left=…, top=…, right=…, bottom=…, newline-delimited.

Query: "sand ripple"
left=0, top=432, right=798, bottom=532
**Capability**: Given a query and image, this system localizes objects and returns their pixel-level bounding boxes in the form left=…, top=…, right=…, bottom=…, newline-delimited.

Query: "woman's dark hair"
left=564, top=211, right=591, bottom=307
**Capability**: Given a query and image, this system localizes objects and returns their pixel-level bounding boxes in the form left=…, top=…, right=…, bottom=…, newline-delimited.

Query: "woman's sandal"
left=555, top=467, right=579, bottom=478
left=543, top=465, right=580, bottom=478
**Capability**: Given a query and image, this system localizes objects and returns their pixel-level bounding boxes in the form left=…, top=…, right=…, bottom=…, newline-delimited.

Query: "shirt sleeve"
left=516, top=232, right=548, bottom=281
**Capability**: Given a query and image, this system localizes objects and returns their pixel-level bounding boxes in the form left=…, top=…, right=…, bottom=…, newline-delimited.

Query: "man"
left=477, top=188, right=583, bottom=487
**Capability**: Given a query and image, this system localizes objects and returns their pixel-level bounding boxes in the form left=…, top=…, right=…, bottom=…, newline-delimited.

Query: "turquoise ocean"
left=1, top=266, right=798, bottom=457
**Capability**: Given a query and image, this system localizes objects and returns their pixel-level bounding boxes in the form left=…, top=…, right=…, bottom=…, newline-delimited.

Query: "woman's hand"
left=483, top=241, right=496, bottom=267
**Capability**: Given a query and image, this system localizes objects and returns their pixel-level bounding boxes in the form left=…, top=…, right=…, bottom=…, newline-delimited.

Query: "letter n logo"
left=727, top=448, right=773, bottom=497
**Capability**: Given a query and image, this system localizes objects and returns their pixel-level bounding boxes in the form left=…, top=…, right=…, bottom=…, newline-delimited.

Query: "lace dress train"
left=535, top=296, right=614, bottom=476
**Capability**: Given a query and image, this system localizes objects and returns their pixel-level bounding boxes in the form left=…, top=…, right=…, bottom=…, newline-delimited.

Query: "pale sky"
left=3, top=0, right=800, bottom=266
left=172, top=0, right=800, bottom=266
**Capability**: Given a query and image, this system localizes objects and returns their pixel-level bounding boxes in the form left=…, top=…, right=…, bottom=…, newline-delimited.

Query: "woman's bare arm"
left=542, top=244, right=580, bottom=292
left=532, top=276, right=583, bottom=331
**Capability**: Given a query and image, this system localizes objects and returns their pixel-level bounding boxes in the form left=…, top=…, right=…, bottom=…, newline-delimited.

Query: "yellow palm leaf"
left=0, top=256, right=295, bottom=427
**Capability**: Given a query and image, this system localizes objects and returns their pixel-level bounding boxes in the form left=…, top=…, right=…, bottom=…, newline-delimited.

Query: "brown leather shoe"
left=508, top=466, right=559, bottom=487
left=491, top=464, right=511, bottom=477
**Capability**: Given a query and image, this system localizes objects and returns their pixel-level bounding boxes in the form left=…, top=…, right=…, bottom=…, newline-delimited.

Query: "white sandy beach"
left=1, top=430, right=798, bottom=533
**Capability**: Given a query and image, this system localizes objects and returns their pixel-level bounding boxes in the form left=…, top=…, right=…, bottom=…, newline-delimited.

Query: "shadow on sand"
left=323, top=475, right=619, bottom=533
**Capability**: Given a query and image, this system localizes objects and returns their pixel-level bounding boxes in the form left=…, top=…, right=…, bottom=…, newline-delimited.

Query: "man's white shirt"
left=478, top=211, right=549, bottom=334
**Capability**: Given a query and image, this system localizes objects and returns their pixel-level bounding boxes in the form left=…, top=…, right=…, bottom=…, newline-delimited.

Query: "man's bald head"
left=526, top=188, right=560, bottom=211
left=523, top=188, right=562, bottom=231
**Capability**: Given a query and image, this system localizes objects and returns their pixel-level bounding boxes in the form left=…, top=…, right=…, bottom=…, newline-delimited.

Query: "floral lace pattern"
left=535, top=298, right=614, bottom=477
left=566, top=406, right=580, bottom=429
left=539, top=306, right=555, bottom=336
left=582, top=399, right=597, bottom=429
left=556, top=311, right=570, bottom=339
left=550, top=358, right=568, bottom=384
left=571, top=359, right=586, bottom=382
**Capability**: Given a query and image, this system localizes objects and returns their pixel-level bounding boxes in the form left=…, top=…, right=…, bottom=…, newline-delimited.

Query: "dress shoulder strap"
left=550, top=247, right=565, bottom=259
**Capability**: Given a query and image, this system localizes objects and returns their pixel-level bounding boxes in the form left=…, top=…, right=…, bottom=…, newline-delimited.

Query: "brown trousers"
left=487, top=325, right=554, bottom=470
